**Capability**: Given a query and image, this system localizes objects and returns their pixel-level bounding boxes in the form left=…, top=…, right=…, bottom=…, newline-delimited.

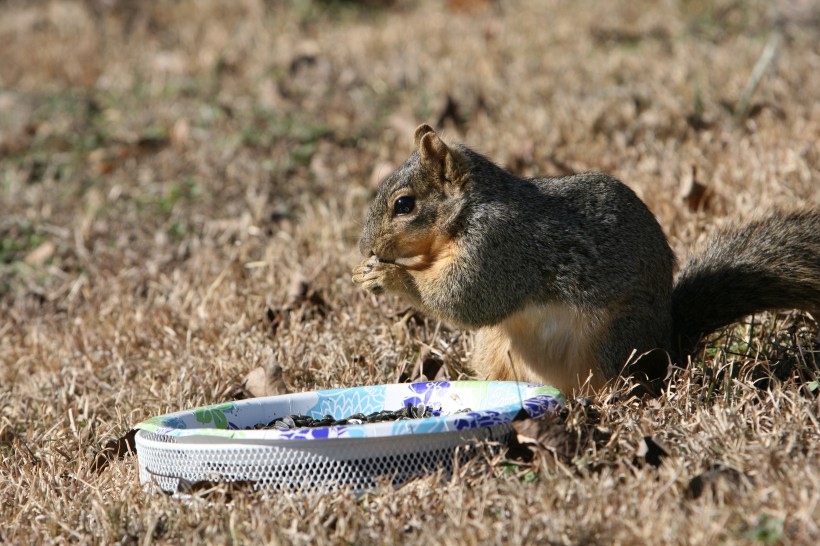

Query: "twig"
left=735, top=32, right=781, bottom=120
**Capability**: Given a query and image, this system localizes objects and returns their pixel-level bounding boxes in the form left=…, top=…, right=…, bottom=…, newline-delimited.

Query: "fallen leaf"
left=239, top=355, right=289, bottom=398
left=24, top=241, right=55, bottom=266
left=91, top=429, right=137, bottom=473
left=681, top=165, right=712, bottom=212
left=635, top=435, right=669, bottom=467
left=135, top=135, right=168, bottom=155
left=170, top=118, right=189, bottom=150
left=508, top=414, right=577, bottom=463
left=687, top=464, right=750, bottom=500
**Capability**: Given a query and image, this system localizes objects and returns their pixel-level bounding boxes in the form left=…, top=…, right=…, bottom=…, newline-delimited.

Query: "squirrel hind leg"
left=595, top=302, right=673, bottom=386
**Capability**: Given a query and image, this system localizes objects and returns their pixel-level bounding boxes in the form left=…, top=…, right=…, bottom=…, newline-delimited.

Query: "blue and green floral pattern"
left=194, top=402, right=237, bottom=429
left=134, top=381, right=565, bottom=443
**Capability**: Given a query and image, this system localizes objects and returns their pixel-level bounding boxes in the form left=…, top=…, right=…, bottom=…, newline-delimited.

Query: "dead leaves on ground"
left=505, top=398, right=611, bottom=470
left=503, top=396, right=763, bottom=508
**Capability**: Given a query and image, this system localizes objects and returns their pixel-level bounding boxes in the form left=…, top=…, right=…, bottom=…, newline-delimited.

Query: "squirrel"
left=352, top=124, right=820, bottom=394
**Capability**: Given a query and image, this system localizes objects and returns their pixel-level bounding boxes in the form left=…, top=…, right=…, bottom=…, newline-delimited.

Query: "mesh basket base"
left=136, top=425, right=512, bottom=494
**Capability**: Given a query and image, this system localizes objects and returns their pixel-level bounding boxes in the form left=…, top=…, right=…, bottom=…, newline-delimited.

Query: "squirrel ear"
left=418, top=131, right=448, bottom=165
left=413, top=124, right=435, bottom=148
left=418, top=131, right=466, bottom=185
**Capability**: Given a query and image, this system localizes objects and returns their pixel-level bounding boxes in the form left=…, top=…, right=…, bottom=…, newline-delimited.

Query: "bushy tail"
left=671, top=209, right=820, bottom=357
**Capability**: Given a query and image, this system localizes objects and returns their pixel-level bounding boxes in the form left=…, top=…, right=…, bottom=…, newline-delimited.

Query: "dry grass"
left=1, top=0, right=819, bottom=544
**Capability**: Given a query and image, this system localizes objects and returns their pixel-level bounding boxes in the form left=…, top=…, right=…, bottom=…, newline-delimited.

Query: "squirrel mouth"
left=390, top=255, right=428, bottom=269
left=374, top=254, right=428, bottom=269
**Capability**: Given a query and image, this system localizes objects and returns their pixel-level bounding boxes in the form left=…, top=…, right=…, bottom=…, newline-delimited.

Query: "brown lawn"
left=1, top=1, right=818, bottom=544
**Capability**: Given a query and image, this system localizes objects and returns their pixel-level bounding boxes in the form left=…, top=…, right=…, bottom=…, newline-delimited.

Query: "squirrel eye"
left=393, top=195, right=416, bottom=216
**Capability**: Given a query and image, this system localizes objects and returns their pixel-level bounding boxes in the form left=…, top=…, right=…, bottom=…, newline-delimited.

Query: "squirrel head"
left=359, top=124, right=470, bottom=268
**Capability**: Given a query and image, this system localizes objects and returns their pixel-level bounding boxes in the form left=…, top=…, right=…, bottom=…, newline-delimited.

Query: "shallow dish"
left=134, top=381, right=564, bottom=493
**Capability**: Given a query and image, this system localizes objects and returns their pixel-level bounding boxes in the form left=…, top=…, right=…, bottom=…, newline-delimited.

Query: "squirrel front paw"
left=352, top=256, right=396, bottom=295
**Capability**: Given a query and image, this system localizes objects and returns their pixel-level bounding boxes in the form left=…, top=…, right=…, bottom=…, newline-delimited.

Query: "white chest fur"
left=472, top=302, right=607, bottom=393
